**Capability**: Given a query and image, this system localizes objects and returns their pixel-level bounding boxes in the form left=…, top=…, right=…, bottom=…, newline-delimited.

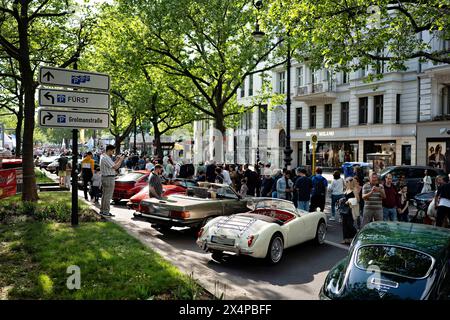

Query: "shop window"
left=306, top=141, right=358, bottom=167
left=401, top=145, right=411, bottom=165
left=427, top=142, right=447, bottom=170
left=359, top=97, right=368, bottom=125
left=310, top=106, right=316, bottom=129
left=324, top=104, right=332, bottom=128
left=341, top=102, right=349, bottom=127
left=374, top=95, right=383, bottom=124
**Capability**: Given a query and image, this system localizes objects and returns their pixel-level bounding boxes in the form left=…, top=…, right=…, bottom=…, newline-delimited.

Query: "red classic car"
left=127, top=178, right=198, bottom=211
left=112, top=170, right=150, bottom=203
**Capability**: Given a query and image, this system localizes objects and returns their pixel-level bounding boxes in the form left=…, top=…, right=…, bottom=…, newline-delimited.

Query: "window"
left=342, top=71, right=349, bottom=84
left=396, top=94, right=401, bottom=124
left=374, top=95, right=383, bottom=124
left=324, top=104, right=332, bottom=128
left=442, top=86, right=450, bottom=115
left=259, top=104, right=267, bottom=129
left=359, top=97, right=368, bottom=125
left=310, top=106, right=316, bottom=129
left=296, top=66, right=304, bottom=87
left=278, top=71, right=286, bottom=94
left=341, top=102, right=349, bottom=127
left=296, top=107, right=302, bottom=129
left=360, top=65, right=369, bottom=78
left=240, top=82, right=245, bottom=98
left=376, top=60, right=385, bottom=75
left=311, top=67, right=316, bottom=85
left=248, top=74, right=253, bottom=96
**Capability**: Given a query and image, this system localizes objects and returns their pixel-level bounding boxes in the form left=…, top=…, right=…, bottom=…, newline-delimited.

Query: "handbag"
left=337, top=200, right=351, bottom=216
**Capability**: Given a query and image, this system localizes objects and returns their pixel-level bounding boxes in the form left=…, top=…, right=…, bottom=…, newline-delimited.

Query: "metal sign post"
left=312, top=134, right=318, bottom=174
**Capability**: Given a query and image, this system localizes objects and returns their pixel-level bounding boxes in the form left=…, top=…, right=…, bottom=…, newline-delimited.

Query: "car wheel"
left=211, top=250, right=224, bottom=262
left=265, top=233, right=284, bottom=265
left=315, top=220, right=327, bottom=245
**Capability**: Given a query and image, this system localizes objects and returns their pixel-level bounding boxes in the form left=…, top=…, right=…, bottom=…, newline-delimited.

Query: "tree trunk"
left=15, top=109, right=23, bottom=157
left=18, top=10, right=38, bottom=201
left=141, top=129, right=146, bottom=154
left=153, top=121, right=163, bottom=159
left=114, top=135, right=121, bottom=155
left=214, top=111, right=226, bottom=164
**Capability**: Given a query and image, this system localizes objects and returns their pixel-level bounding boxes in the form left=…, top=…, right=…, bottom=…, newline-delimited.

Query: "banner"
left=0, top=169, right=17, bottom=199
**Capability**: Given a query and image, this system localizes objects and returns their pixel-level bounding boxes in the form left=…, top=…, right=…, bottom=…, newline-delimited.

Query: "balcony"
left=294, top=81, right=337, bottom=103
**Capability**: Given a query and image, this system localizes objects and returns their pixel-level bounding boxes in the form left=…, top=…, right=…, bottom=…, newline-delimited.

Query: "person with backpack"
left=295, top=169, right=312, bottom=211
left=328, top=170, right=345, bottom=221
left=310, top=167, right=328, bottom=212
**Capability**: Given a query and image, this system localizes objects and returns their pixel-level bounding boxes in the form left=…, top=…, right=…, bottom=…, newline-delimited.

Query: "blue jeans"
left=298, top=201, right=310, bottom=212
left=331, top=194, right=344, bottom=218
left=383, top=207, right=398, bottom=221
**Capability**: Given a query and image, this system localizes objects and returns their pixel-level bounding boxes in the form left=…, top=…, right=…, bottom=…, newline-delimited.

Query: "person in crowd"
left=382, top=173, right=399, bottom=221
left=206, top=161, right=217, bottom=182
left=149, top=164, right=164, bottom=199
left=337, top=177, right=359, bottom=244
left=362, top=172, right=386, bottom=226
left=261, top=171, right=274, bottom=197
left=239, top=178, right=248, bottom=197
left=244, top=164, right=257, bottom=196
left=310, top=167, right=328, bottom=212
left=165, top=158, right=175, bottom=179
left=291, top=169, right=301, bottom=207
left=91, top=167, right=102, bottom=204
left=352, top=176, right=363, bottom=229
left=328, top=170, right=345, bottom=221
left=271, top=169, right=282, bottom=198
left=145, top=158, right=154, bottom=171
left=295, top=169, right=312, bottom=212
left=222, top=164, right=232, bottom=185
left=65, top=159, right=72, bottom=189
left=397, top=185, right=409, bottom=222
left=138, top=156, right=146, bottom=170
left=196, top=162, right=206, bottom=177
left=57, top=152, right=69, bottom=188
left=81, top=151, right=95, bottom=200
left=215, top=167, right=225, bottom=184
left=434, top=178, right=450, bottom=227
left=276, top=170, right=293, bottom=200
left=230, top=165, right=241, bottom=192
left=421, top=169, right=432, bottom=193
left=100, top=145, right=125, bottom=216
left=195, top=170, right=206, bottom=182
left=428, top=175, right=447, bottom=222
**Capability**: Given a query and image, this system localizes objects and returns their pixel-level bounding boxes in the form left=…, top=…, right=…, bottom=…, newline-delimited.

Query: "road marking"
left=324, top=240, right=350, bottom=251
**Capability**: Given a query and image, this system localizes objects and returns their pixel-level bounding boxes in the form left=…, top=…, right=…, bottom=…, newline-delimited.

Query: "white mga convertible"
left=196, top=198, right=327, bottom=264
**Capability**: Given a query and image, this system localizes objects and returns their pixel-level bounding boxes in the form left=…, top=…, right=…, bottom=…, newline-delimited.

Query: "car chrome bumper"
left=139, top=213, right=203, bottom=227
left=196, top=240, right=253, bottom=256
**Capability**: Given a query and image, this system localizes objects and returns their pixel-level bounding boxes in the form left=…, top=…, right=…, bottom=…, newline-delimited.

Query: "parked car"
left=197, top=198, right=327, bottom=264
left=135, top=183, right=249, bottom=232
left=112, top=170, right=150, bottom=203
left=320, top=221, right=450, bottom=300
left=38, top=155, right=59, bottom=170
left=379, top=166, right=445, bottom=197
left=127, top=178, right=198, bottom=211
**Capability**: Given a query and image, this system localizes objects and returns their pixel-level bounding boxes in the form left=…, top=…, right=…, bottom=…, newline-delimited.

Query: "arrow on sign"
left=44, top=91, right=55, bottom=104
left=42, top=112, right=53, bottom=124
left=43, top=71, right=54, bottom=81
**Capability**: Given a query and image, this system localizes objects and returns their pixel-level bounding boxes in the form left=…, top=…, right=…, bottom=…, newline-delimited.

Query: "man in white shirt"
left=99, top=145, right=125, bottom=216
left=222, top=165, right=232, bottom=185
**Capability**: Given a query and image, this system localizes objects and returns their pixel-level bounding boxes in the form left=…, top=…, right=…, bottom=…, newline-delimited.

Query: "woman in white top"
left=421, top=169, right=432, bottom=193
left=328, top=170, right=345, bottom=221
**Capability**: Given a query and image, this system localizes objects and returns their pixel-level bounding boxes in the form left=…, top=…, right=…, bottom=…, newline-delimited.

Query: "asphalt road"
left=78, top=188, right=349, bottom=300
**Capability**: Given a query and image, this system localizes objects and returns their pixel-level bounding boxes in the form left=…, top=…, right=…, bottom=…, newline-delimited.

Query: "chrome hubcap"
left=318, top=223, right=326, bottom=243
left=271, top=237, right=283, bottom=262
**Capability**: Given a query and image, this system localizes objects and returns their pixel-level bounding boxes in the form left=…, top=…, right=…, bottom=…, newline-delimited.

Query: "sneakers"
left=100, top=212, right=115, bottom=217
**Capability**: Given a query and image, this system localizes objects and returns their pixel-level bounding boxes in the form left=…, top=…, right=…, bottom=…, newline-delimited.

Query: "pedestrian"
left=195, top=170, right=206, bottom=182
left=215, top=167, right=225, bottom=184
left=310, top=167, right=328, bottom=212
left=149, top=164, right=164, bottom=199
left=337, top=177, right=359, bottom=244
left=421, top=169, right=432, bottom=193
left=65, top=160, right=72, bottom=189
left=276, top=170, right=294, bottom=200
left=382, top=173, right=399, bottom=221
left=362, top=172, right=386, bottom=226
left=57, top=152, right=69, bottom=188
left=230, top=165, right=241, bottom=191
left=222, top=164, right=232, bottom=185
left=165, top=158, right=175, bottom=179
left=328, top=170, right=345, bottom=221
left=206, top=161, right=217, bottom=183
left=295, top=169, right=312, bottom=212
left=81, top=151, right=95, bottom=200
left=239, top=178, right=248, bottom=197
left=271, top=169, right=282, bottom=198
left=397, top=185, right=409, bottom=222
left=261, top=171, right=274, bottom=197
left=91, top=167, right=102, bottom=204
left=244, top=164, right=257, bottom=196
left=99, top=145, right=125, bottom=216
left=138, top=156, right=146, bottom=170
left=145, top=158, right=154, bottom=171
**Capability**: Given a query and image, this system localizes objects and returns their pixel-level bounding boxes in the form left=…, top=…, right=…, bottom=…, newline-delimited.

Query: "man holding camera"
left=362, top=172, right=386, bottom=227
left=99, top=145, right=125, bottom=216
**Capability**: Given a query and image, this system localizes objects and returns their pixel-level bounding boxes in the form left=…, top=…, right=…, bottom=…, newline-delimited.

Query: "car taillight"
left=197, top=227, right=204, bottom=238
left=169, top=210, right=191, bottom=218
left=247, top=235, right=255, bottom=247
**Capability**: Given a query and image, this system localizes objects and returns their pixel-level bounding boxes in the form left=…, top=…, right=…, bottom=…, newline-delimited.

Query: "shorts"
left=58, top=170, right=67, bottom=177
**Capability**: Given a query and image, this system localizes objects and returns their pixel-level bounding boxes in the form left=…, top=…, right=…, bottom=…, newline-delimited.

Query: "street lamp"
left=252, top=0, right=292, bottom=170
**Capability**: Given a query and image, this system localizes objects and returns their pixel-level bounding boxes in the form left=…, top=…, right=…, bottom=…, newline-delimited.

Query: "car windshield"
left=355, top=245, right=434, bottom=279
left=252, top=200, right=296, bottom=213
left=116, top=172, right=145, bottom=182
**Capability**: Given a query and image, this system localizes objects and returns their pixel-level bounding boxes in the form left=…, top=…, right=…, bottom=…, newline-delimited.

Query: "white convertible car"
left=196, top=198, right=327, bottom=264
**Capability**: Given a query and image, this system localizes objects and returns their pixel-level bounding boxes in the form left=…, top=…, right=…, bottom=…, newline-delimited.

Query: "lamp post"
left=252, top=0, right=292, bottom=170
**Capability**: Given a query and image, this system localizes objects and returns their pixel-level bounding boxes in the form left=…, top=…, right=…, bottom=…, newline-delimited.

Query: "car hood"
left=205, top=213, right=276, bottom=239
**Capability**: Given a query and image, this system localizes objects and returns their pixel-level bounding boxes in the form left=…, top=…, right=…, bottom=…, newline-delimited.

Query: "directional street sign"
left=39, top=66, right=110, bottom=91
left=38, top=108, right=110, bottom=129
left=38, top=88, right=110, bottom=110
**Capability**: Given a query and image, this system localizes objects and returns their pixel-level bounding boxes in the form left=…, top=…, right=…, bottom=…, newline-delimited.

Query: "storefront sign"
left=306, top=131, right=335, bottom=137
left=0, top=169, right=17, bottom=199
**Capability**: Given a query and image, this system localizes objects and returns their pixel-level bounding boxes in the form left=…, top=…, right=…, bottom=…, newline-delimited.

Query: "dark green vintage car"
left=320, top=222, right=450, bottom=300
